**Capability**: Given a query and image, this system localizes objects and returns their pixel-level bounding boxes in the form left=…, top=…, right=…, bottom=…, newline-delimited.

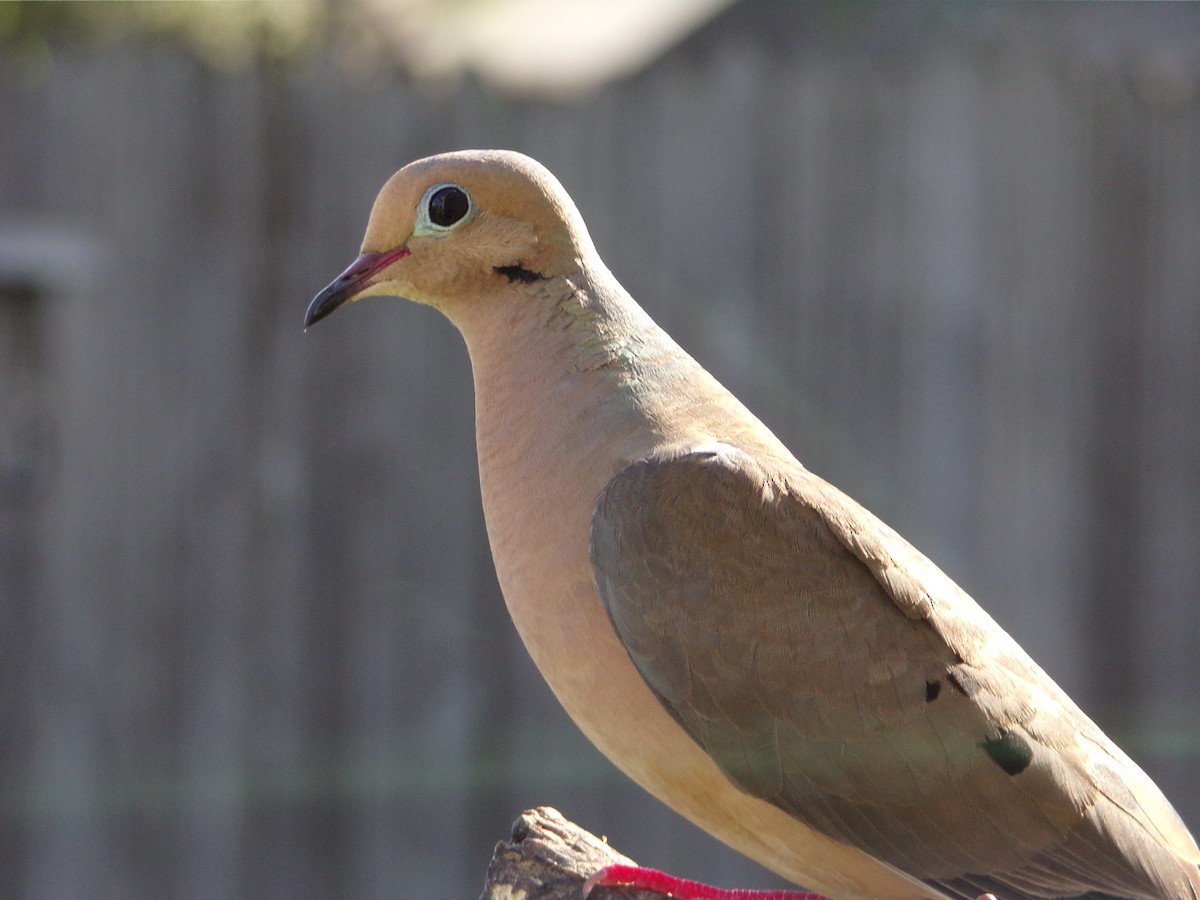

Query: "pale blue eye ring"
left=414, top=182, right=476, bottom=235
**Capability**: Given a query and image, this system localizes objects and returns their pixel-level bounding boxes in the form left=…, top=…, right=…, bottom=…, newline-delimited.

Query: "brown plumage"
left=306, top=149, right=1200, bottom=899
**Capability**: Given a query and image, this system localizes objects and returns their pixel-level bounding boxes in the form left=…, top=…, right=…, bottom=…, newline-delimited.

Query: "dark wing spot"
left=925, top=679, right=942, bottom=702
left=494, top=264, right=546, bottom=284
left=981, top=730, right=1033, bottom=775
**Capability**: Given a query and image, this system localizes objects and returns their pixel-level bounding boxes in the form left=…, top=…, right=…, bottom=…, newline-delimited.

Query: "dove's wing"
left=590, top=443, right=1200, bottom=899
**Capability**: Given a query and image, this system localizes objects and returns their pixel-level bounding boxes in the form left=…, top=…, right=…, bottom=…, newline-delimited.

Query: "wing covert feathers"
left=590, top=443, right=1200, bottom=899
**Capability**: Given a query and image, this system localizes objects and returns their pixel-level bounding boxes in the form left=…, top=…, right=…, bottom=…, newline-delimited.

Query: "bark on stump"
left=480, top=806, right=667, bottom=900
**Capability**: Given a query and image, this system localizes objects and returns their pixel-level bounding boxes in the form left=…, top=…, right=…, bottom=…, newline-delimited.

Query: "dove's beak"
left=304, top=246, right=411, bottom=328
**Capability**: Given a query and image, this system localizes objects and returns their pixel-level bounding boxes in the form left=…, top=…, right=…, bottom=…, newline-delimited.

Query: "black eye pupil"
left=428, top=186, right=470, bottom=227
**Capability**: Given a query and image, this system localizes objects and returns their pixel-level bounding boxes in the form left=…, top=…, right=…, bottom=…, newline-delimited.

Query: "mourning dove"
left=305, top=150, right=1200, bottom=900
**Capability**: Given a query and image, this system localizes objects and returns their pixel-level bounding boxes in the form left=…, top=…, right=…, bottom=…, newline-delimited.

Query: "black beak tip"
left=304, top=247, right=409, bottom=330
left=303, top=287, right=346, bottom=330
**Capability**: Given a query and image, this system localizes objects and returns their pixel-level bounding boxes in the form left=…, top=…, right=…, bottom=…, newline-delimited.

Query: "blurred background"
left=1, top=1, right=1198, bottom=897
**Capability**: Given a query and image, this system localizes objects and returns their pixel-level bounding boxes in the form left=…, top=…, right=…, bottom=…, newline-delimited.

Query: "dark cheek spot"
left=925, top=680, right=942, bottom=702
left=981, top=730, right=1033, bottom=775
left=494, top=264, right=546, bottom=284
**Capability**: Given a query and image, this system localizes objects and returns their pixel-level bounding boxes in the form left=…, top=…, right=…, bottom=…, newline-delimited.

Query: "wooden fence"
left=1, top=5, right=1198, bottom=897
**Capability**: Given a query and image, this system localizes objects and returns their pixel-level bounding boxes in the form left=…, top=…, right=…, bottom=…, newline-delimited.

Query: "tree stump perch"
left=479, top=807, right=668, bottom=900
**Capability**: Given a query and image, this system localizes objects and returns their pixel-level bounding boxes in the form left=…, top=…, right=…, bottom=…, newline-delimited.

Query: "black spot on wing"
left=981, top=730, right=1033, bottom=776
left=925, top=679, right=942, bottom=702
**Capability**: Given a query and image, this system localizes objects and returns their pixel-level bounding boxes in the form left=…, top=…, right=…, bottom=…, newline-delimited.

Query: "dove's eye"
left=413, top=182, right=476, bottom=236
left=427, top=185, right=471, bottom=228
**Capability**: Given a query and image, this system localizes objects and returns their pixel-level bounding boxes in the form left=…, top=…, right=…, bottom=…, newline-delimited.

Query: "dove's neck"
left=456, top=266, right=763, bottom=496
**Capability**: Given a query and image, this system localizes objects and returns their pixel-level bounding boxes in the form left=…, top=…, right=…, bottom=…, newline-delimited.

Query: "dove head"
left=305, top=150, right=597, bottom=328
